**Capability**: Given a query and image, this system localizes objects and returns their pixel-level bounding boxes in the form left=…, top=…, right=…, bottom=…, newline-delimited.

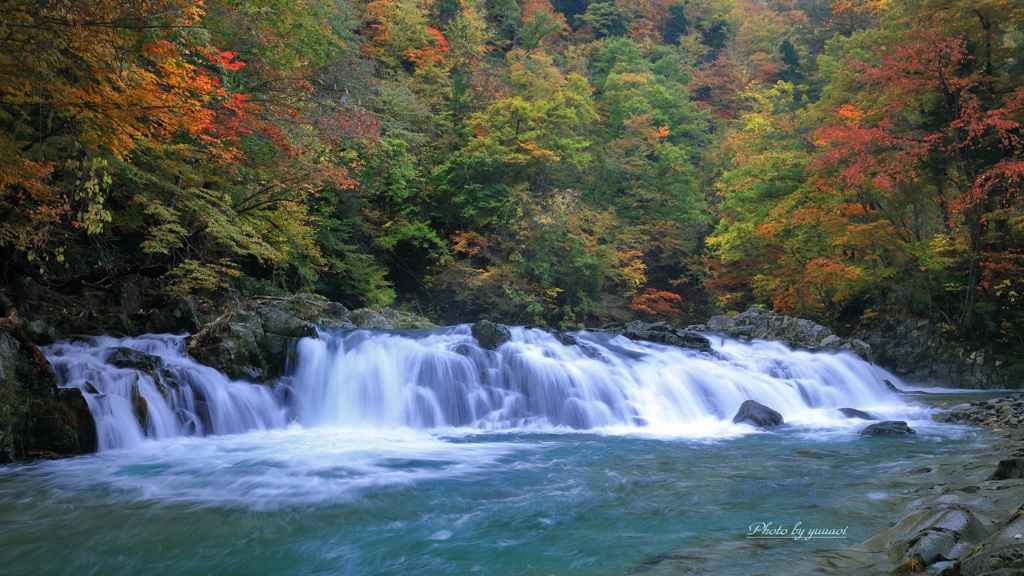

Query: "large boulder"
left=732, top=400, right=784, bottom=428
left=860, top=420, right=916, bottom=436
left=861, top=506, right=990, bottom=569
left=992, top=458, right=1024, bottom=480
left=472, top=320, right=511, bottom=351
left=0, top=329, right=96, bottom=462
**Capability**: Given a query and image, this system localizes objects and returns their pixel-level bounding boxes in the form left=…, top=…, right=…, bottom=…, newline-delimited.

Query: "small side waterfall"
left=44, top=326, right=918, bottom=450
left=44, top=335, right=287, bottom=451
left=291, top=326, right=910, bottom=431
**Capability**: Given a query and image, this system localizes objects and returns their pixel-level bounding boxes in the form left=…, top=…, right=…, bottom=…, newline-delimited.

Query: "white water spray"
left=291, top=327, right=916, bottom=432
left=45, top=335, right=287, bottom=451
left=44, top=327, right=922, bottom=450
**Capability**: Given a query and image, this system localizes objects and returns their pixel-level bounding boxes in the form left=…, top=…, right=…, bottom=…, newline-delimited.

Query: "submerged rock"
left=839, top=407, right=874, bottom=420
left=472, top=320, right=511, bottom=350
left=732, top=400, right=784, bottom=428
left=860, top=420, right=916, bottom=436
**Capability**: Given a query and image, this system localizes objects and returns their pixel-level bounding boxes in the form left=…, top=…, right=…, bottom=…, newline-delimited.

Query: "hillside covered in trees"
left=1, top=1, right=1022, bottom=363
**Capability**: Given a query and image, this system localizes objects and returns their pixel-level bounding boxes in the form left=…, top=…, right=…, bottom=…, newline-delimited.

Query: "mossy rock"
left=0, top=332, right=96, bottom=461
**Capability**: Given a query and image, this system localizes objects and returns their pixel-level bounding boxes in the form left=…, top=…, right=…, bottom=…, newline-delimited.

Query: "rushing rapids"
left=45, top=335, right=287, bottom=451
left=43, top=326, right=922, bottom=449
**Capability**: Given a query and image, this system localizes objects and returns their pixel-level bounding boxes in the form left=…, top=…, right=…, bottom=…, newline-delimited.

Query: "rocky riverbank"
left=793, top=398, right=1024, bottom=576
left=940, top=394, right=1024, bottom=429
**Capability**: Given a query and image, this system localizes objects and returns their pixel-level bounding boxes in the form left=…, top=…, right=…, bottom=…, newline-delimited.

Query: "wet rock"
left=0, top=330, right=96, bottom=461
left=552, top=331, right=579, bottom=347
left=105, top=347, right=163, bottom=372
left=187, top=309, right=265, bottom=380
left=673, top=330, right=713, bottom=353
left=257, top=308, right=317, bottom=339
left=130, top=379, right=149, bottom=429
left=732, top=400, right=784, bottom=428
left=992, top=459, right=1024, bottom=480
left=960, top=544, right=1024, bottom=576
left=898, top=508, right=987, bottom=564
left=594, top=322, right=713, bottom=353
left=839, top=407, right=874, bottom=420
left=884, top=379, right=906, bottom=394
left=347, top=308, right=394, bottom=329
left=861, top=420, right=916, bottom=436
left=472, top=320, right=511, bottom=351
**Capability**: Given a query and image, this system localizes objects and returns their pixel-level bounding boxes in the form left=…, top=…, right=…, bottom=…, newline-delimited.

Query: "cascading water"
left=43, top=326, right=923, bottom=450
left=44, top=335, right=287, bottom=450
left=290, top=326, right=919, bottom=433
left=17, top=326, right=978, bottom=576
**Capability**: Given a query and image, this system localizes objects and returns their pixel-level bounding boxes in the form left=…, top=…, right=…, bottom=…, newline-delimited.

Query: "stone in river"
left=732, top=400, right=784, bottom=428
left=860, top=420, right=916, bottom=436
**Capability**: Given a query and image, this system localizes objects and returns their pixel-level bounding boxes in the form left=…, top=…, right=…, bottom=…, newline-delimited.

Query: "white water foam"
left=44, top=335, right=286, bottom=451
left=43, top=327, right=931, bottom=450
left=291, top=326, right=926, bottom=435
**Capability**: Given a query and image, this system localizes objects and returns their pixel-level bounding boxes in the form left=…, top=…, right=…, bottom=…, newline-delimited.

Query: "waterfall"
left=290, top=326, right=912, bottom=431
left=44, top=335, right=287, bottom=451
left=44, top=327, right=918, bottom=450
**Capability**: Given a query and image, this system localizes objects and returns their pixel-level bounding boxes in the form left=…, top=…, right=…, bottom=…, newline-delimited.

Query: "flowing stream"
left=0, top=327, right=991, bottom=574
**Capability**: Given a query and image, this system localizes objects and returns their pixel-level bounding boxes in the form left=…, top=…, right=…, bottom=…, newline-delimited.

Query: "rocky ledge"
left=803, top=429, right=1024, bottom=576
left=187, top=294, right=434, bottom=381
left=0, top=293, right=95, bottom=462
left=940, top=394, right=1024, bottom=429
left=699, top=305, right=872, bottom=360
left=790, top=398, right=1024, bottom=576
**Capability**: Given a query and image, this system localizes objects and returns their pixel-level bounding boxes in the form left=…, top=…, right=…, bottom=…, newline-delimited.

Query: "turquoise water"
left=0, top=421, right=990, bottom=576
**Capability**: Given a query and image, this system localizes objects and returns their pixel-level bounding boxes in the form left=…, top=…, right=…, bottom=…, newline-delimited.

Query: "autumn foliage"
left=0, top=0, right=1021, bottom=365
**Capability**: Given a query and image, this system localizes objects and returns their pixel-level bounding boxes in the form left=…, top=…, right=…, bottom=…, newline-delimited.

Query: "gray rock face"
left=862, top=317, right=1010, bottom=389
left=706, top=306, right=871, bottom=360
left=187, top=309, right=266, bottom=381
left=595, top=321, right=713, bottom=353
left=258, top=308, right=318, bottom=339
left=860, top=420, right=916, bottom=436
left=472, top=320, right=511, bottom=350
left=877, top=507, right=991, bottom=567
left=0, top=330, right=96, bottom=461
left=732, top=400, right=784, bottom=428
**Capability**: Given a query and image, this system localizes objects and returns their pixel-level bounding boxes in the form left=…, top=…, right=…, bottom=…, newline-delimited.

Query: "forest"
left=1, top=0, right=1022, bottom=360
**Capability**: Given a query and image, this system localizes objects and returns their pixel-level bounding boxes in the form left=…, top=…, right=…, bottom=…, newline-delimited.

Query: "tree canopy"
left=1, top=0, right=1022, bottom=360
